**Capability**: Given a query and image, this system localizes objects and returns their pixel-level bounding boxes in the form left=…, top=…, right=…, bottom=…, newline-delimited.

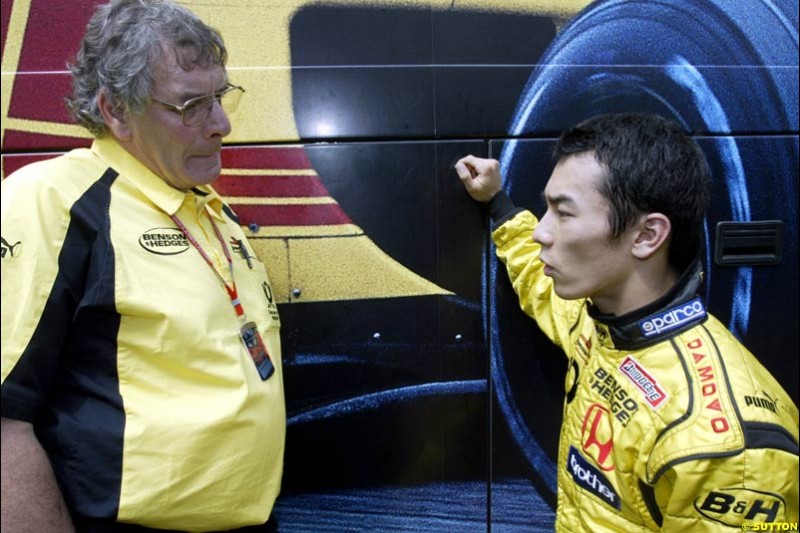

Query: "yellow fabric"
left=493, top=210, right=799, bottom=532
left=1, top=137, right=285, bottom=531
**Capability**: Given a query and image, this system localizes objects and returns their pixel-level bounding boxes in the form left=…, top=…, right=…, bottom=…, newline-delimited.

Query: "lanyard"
left=170, top=213, right=246, bottom=321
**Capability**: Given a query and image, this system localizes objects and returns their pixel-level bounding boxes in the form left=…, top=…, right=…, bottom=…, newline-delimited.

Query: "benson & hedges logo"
left=139, top=228, right=189, bottom=255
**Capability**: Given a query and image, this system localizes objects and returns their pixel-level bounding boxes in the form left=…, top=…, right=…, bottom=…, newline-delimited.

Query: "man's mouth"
left=540, top=257, right=554, bottom=276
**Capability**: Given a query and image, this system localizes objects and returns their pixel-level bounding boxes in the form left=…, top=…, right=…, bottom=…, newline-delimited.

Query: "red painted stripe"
left=221, top=146, right=313, bottom=169
left=215, top=175, right=330, bottom=198
left=21, top=0, right=100, bottom=71
left=229, top=204, right=352, bottom=226
left=2, top=153, right=61, bottom=178
left=2, top=130, right=89, bottom=152
left=5, top=0, right=99, bottom=126
left=9, top=74, right=74, bottom=123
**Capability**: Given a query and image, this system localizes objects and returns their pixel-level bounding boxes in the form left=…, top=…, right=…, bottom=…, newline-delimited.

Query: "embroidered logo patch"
left=139, top=227, right=189, bottom=255
left=567, top=445, right=620, bottom=510
left=581, top=403, right=615, bottom=471
left=639, top=297, right=706, bottom=337
left=694, top=488, right=785, bottom=527
left=619, top=356, right=668, bottom=408
left=1, top=237, right=22, bottom=259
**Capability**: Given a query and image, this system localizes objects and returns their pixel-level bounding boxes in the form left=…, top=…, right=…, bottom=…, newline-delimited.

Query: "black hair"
left=554, top=112, right=710, bottom=270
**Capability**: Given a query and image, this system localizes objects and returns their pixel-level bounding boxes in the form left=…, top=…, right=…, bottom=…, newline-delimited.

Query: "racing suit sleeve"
left=490, top=192, right=579, bottom=351
left=651, top=450, right=799, bottom=530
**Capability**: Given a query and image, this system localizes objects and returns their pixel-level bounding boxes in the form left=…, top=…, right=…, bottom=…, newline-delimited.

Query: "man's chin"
left=552, top=283, right=583, bottom=302
left=187, top=155, right=221, bottom=176
left=186, top=166, right=222, bottom=186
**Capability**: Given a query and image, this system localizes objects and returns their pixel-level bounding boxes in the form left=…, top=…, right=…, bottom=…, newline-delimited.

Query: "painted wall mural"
left=2, top=0, right=797, bottom=531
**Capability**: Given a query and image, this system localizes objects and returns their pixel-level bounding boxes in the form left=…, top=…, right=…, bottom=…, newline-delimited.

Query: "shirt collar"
left=92, top=136, right=225, bottom=220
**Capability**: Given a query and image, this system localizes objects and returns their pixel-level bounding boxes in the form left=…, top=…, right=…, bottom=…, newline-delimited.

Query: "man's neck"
left=592, top=263, right=679, bottom=317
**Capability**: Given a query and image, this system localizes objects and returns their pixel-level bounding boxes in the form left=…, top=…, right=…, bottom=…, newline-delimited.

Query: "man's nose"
left=533, top=212, right=553, bottom=246
left=206, top=99, right=232, bottom=138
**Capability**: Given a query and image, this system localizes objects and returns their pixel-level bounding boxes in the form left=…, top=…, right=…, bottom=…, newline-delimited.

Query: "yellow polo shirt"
left=1, top=137, right=285, bottom=531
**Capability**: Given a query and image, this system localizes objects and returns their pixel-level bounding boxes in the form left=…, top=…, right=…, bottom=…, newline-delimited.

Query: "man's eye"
left=189, top=97, right=215, bottom=117
left=190, top=97, right=210, bottom=110
left=184, top=100, right=201, bottom=112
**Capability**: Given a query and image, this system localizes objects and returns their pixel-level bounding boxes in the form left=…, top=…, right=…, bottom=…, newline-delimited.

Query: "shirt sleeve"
left=1, top=164, right=80, bottom=421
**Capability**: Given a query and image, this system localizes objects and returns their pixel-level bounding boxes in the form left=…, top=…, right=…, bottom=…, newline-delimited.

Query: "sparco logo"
left=695, top=488, right=785, bottom=526
left=639, top=297, right=706, bottom=337
left=139, top=228, right=189, bottom=255
left=619, top=356, right=667, bottom=408
left=566, top=445, right=620, bottom=510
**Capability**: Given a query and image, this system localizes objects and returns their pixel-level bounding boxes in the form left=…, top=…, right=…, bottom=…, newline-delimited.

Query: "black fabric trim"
left=0, top=391, right=39, bottom=421
left=744, top=421, right=800, bottom=454
left=638, top=479, right=664, bottom=528
left=638, top=298, right=797, bottom=490
left=5, top=167, right=125, bottom=519
left=190, top=186, right=240, bottom=224
left=41, top=167, right=124, bottom=519
left=647, top=337, right=696, bottom=484
left=222, top=203, right=241, bottom=225
left=588, top=258, right=706, bottom=349
left=487, top=189, right=519, bottom=225
left=567, top=300, right=588, bottom=336
left=3, top=169, right=120, bottom=421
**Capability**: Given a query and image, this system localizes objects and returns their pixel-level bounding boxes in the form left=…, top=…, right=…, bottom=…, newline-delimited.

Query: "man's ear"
left=631, top=213, right=671, bottom=260
left=97, top=89, right=132, bottom=141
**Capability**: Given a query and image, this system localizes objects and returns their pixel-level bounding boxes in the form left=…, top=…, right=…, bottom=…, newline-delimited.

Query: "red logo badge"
left=581, top=403, right=615, bottom=471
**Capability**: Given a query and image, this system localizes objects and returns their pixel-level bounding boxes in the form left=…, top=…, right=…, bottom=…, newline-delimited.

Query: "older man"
left=1, top=1, right=285, bottom=531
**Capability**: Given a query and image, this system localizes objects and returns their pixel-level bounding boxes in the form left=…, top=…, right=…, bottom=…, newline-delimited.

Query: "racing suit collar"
left=587, top=258, right=707, bottom=350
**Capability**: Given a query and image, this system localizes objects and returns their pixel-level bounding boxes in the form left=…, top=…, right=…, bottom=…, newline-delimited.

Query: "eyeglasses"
left=151, top=83, right=245, bottom=127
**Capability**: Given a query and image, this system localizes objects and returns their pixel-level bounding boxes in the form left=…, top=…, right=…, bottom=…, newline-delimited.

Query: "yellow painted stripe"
left=288, top=234, right=453, bottom=301
left=188, top=0, right=592, bottom=143
left=0, top=117, right=92, bottom=139
left=1, top=0, right=33, bottom=149
left=433, top=0, right=591, bottom=16
left=245, top=224, right=363, bottom=238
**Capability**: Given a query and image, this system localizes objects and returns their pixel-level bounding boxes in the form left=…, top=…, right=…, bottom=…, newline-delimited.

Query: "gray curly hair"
left=66, top=0, right=227, bottom=136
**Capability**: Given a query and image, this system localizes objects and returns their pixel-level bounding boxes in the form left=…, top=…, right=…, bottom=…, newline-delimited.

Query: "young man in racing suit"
left=455, top=113, right=798, bottom=532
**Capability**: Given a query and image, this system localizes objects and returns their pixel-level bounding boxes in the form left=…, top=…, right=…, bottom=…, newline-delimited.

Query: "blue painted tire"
left=493, top=0, right=798, bottom=502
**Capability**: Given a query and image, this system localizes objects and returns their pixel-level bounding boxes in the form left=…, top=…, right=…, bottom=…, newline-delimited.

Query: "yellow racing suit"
left=490, top=195, right=799, bottom=532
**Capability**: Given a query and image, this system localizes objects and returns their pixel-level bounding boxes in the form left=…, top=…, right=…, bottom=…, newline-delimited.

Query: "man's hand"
left=454, top=155, right=503, bottom=203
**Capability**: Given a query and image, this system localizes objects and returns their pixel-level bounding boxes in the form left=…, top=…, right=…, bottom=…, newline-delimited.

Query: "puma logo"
left=1, top=236, right=22, bottom=259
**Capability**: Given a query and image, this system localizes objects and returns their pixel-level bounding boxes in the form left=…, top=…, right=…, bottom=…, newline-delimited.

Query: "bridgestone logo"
left=139, top=228, right=189, bottom=255
left=639, top=297, right=706, bottom=337
left=619, top=356, right=667, bottom=408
